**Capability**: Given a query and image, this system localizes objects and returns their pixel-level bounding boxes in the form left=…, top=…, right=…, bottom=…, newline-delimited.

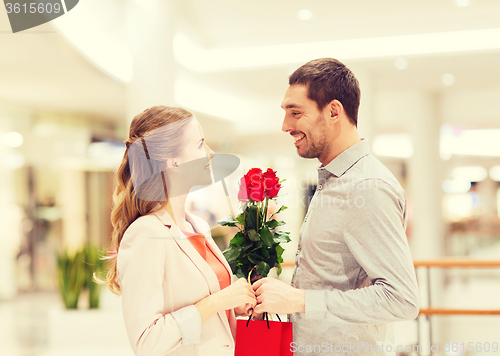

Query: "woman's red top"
left=182, top=229, right=231, bottom=320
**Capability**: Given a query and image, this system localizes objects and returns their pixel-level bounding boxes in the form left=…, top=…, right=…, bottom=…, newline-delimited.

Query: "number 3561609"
left=5, top=3, right=62, bottom=14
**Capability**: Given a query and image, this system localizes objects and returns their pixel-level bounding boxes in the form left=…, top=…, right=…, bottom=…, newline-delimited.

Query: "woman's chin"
left=189, top=172, right=213, bottom=189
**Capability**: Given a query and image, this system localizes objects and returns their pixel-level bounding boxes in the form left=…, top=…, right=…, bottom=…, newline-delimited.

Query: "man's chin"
left=297, top=148, right=317, bottom=160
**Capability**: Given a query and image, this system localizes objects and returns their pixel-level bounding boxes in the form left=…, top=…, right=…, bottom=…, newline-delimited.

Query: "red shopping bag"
left=235, top=314, right=293, bottom=356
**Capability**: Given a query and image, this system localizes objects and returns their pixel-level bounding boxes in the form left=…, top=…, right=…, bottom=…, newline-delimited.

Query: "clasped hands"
left=233, top=277, right=305, bottom=318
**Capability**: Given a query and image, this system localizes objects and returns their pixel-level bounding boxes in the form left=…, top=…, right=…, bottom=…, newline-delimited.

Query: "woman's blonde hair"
left=95, top=105, right=194, bottom=295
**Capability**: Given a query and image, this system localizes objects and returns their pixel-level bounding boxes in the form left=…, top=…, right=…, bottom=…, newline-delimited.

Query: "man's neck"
left=318, top=130, right=361, bottom=167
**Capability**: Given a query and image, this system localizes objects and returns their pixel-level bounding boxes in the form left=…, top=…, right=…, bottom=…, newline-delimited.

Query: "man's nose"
left=282, top=115, right=292, bottom=133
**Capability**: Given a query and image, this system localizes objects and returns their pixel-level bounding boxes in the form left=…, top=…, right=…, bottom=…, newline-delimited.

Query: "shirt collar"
left=318, top=139, right=370, bottom=179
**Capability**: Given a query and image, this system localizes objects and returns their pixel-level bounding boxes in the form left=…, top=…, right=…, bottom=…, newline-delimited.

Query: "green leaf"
left=245, top=205, right=258, bottom=230
left=223, top=245, right=244, bottom=264
left=260, top=246, right=270, bottom=260
left=235, top=269, right=246, bottom=279
left=248, top=229, right=260, bottom=242
left=270, top=205, right=288, bottom=219
left=261, top=226, right=273, bottom=248
left=257, top=261, right=271, bottom=277
left=275, top=262, right=283, bottom=276
left=241, top=243, right=253, bottom=251
left=229, top=231, right=245, bottom=246
left=217, top=215, right=238, bottom=227
left=273, top=231, right=291, bottom=244
left=265, top=219, right=285, bottom=230
left=247, top=253, right=264, bottom=264
left=236, top=213, right=245, bottom=225
left=275, top=244, right=285, bottom=259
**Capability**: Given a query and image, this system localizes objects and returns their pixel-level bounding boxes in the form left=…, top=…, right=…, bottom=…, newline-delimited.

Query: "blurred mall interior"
left=1, top=0, right=500, bottom=355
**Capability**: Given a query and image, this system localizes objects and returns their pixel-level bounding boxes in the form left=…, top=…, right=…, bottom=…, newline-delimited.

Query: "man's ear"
left=327, top=100, right=342, bottom=122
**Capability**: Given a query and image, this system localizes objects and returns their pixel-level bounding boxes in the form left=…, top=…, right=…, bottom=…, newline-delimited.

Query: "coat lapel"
left=186, top=211, right=233, bottom=278
left=185, top=211, right=236, bottom=339
left=153, top=208, right=236, bottom=340
left=153, top=209, right=221, bottom=295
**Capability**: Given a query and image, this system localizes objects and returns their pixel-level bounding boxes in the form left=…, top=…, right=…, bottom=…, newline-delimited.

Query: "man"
left=252, top=58, right=419, bottom=355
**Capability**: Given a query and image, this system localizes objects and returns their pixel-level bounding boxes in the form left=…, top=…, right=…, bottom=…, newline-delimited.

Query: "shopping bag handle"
left=246, top=312, right=282, bottom=329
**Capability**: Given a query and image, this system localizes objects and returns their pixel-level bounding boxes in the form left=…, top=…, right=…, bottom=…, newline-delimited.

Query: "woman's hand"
left=217, top=278, right=257, bottom=311
left=234, top=303, right=254, bottom=317
left=195, top=278, right=256, bottom=324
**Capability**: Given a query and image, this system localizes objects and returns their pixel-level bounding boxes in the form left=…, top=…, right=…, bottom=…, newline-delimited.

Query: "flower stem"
left=256, top=203, right=259, bottom=232
left=264, top=198, right=269, bottom=225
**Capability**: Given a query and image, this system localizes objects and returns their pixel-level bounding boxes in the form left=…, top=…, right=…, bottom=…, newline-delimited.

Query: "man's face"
left=281, top=84, right=330, bottom=161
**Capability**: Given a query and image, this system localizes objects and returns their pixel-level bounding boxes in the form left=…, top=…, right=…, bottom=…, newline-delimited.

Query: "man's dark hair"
left=289, top=58, right=360, bottom=127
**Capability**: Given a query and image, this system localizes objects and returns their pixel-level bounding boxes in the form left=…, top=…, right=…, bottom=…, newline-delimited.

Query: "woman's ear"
left=166, top=158, right=180, bottom=172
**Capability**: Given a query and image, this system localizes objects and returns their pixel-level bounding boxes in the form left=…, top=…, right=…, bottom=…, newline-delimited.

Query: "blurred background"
left=1, top=0, right=500, bottom=355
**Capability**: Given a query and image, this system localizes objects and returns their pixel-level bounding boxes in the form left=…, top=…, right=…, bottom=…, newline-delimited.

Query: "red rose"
left=237, top=176, right=249, bottom=201
left=246, top=168, right=262, bottom=185
left=238, top=168, right=264, bottom=202
left=248, top=183, right=264, bottom=202
left=263, top=168, right=281, bottom=198
left=238, top=168, right=266, bottom=202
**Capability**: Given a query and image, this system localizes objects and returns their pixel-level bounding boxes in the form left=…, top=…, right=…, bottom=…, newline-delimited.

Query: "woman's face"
left=173, top=117, right=214, bottom=188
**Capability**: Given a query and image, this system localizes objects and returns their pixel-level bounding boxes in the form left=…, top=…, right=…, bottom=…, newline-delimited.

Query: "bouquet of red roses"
left=218, top=168, right=290, bottom=280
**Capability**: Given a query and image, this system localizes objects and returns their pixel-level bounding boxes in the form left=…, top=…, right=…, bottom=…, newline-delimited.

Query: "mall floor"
left=2, top=271, right=500, bottom=356
left=0, top=289, right=133, bottom=356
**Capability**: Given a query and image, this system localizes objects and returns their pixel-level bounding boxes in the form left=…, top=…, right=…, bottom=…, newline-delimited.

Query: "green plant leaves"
left=261, top=226, right=274, bottom=248
left=223, top=245, right=245, bottom=265
left=221, top=201, right=290, bottom=279
left=56, top=246, right=105, bottom=309
left=245, top=205, right=258, bottom=230
left=57, top=250, right=86, bottom=309
left=270, top=205, right=288, bottom=219
left=257, top=261, right=271, bottom=276
left=247, top=253, right=264, bottom=264
left=265, top=219, right=285, bottom=230
left=217, top=215, right=239, bottom=227
left=273, top=230, right=291, bottom=244
left=248, top=229, right=260, bottom=242
left=230, top=231, right=245, bottom=246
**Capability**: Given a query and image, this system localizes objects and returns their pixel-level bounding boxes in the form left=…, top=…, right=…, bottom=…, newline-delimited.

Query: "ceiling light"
left=489, top=166, right=500, bottom=181
left=442, top=179, right=471, bottom=194
left=174, top=28, right=500, bottom=73
left=174, top=80, right=249, bottom=121
left=451, top=166, right=488, bottom=182
left=440, top=126, right=500, bottom=157
left=394, top=58, right=408, bottom=70
left=297, top=9, right=313, bottom=21
left=456, top=0, right=470, bottom=7
left=442, top=73, right=455, bottom=86
left=0, top=150, right=25, bottom=170
left=3, top=132, right=23, bottom=147
left=51, top=2, right=133, bottom=83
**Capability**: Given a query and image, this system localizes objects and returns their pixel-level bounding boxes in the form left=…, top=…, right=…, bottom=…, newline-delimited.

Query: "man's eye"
left=292, top=112, right=301, bottom=117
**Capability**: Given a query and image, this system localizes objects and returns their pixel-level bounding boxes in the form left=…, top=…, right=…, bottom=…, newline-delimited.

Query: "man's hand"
left=252, top=277, right=305, bottom=315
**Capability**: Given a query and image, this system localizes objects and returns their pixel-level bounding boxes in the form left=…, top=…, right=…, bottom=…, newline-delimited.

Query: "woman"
left=100, top=106, right=256, bottom=356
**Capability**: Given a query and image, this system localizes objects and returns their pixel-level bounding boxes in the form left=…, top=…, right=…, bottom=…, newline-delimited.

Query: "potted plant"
left=56, top=249, right=86, bottom=309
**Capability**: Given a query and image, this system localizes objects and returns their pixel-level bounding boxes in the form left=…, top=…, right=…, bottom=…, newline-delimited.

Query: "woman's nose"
left=206, top=145, right=215, bottom=160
